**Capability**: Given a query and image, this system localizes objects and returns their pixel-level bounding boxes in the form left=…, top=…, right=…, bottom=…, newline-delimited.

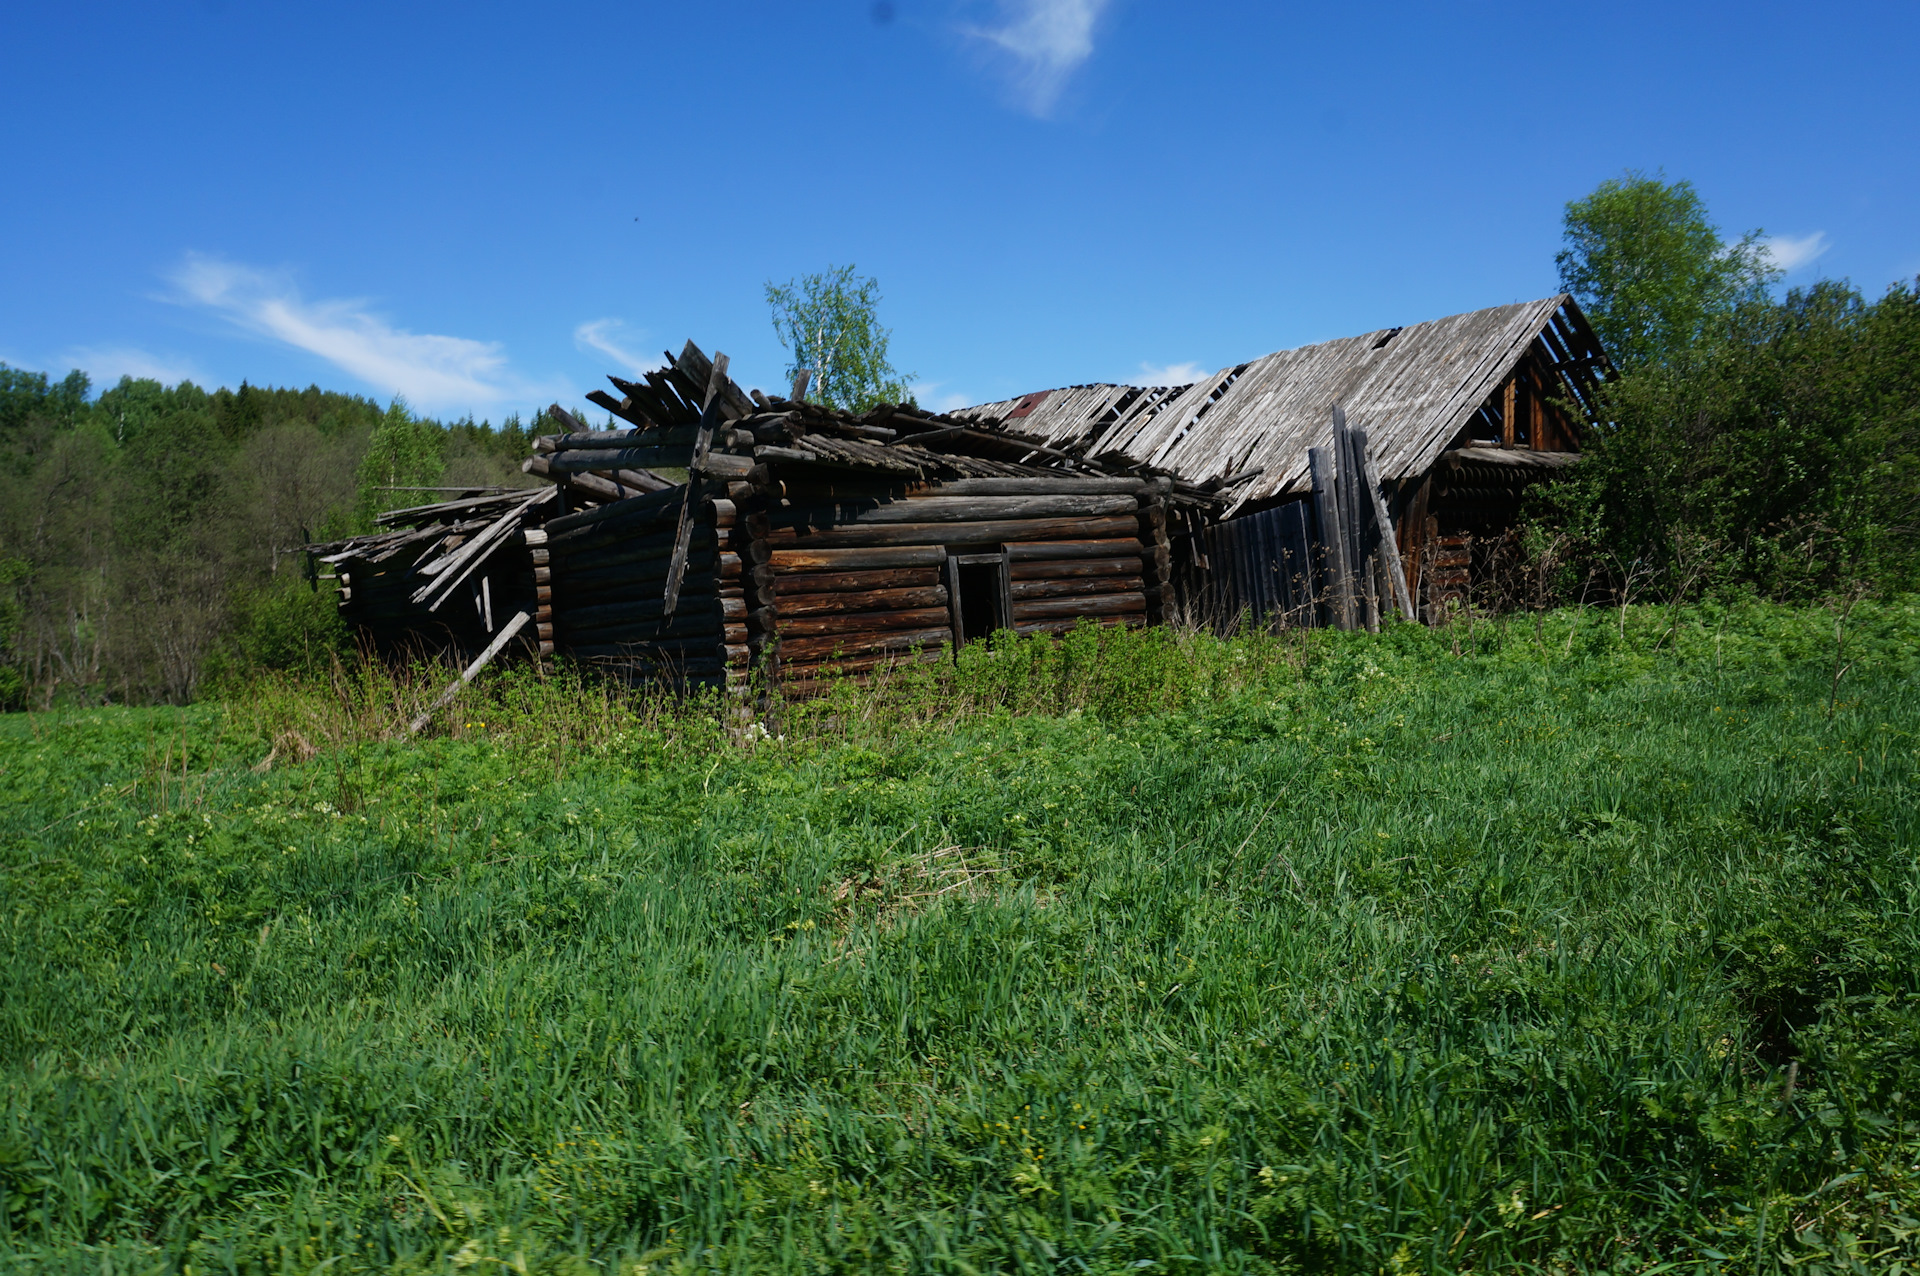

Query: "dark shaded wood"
left=776, top=627, right=953, bottom=662
left=770, top=494, right=1138, bottom=529
left=769, top=545, right=949, bottom=571
left=777, top=584, right=947, bottom=615
left=663, top=352, right=729, bottom=617
left=1308, top=444, right=1353, bottom=630
left=1009, top=556, right=1141, bottom=581
left=777, top=606, right=951, bottom=637
left=1004, top=537, right=1146, bottom=562
left=1010, top=575, right=1140, bottom=602
left=775, top=567, right=943, bottom=596
left=764, top=513, right=1141, bottom=550
left=1011, top=592, right=1146, bottom=621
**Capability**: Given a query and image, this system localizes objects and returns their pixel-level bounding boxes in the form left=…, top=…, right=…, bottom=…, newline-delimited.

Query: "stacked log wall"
left=536, top=488, right=733, bottom=683
left=753, top=476, right=1161, bottom=679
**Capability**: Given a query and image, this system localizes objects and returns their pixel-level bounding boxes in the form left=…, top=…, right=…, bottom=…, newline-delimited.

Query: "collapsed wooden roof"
left=528, top=340, right=1223, bottom=508
left=955, top=295, right=1608, bottom=515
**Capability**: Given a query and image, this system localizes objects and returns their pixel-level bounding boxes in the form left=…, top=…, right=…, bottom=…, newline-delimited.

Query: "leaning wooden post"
left=662, top=352, right=731, bottom=617
left=408, top=610, right=532, bottom=735
left=1354, top=428, right=1417, bottom=622
left=1308, top=445, right=1353, bottom=630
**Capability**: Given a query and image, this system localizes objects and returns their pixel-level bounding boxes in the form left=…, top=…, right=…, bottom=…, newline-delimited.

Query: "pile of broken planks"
left=309, top=487, right=555, bottom=654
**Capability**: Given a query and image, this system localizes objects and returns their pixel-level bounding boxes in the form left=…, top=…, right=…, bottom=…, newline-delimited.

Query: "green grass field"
left=2, top=604, right=1918, bottom=1274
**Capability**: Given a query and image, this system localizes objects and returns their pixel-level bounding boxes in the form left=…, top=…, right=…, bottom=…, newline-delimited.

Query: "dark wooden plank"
left=767, top=545, right=948, bottom=572
left=1004, top=537, right=1145, bottom=562
left=763, top=513, right=1141, bottom=550
left=1009, top=592, right=1146, bottom=621
left=777, top=606, right=951, bottom=637
left=1008, top=556, right=1141, bottom=581
left=776, top=627, right=954, bottom=662
left=662, top=352, right=729, bottom=617
left=775, top=567, right=944, bottom=596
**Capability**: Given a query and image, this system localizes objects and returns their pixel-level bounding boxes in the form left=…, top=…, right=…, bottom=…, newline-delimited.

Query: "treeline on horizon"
left=2, top=176, right=1917, bottom=710
left=0, top=371, right=556, bottom=707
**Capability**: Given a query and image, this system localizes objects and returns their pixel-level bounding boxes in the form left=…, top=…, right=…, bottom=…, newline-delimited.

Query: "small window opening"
left=948, top=552, right=1010, bottom=646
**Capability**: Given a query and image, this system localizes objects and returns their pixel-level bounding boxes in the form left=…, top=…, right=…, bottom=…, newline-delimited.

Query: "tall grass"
left=1, top=601, right=1917, bottom=1273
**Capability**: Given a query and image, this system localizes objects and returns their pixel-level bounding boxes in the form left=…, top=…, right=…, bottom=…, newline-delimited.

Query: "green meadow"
left=2, top=605, right=1917, bottom=1274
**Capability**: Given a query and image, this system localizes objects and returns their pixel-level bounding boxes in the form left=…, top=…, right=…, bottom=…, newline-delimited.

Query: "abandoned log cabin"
left=956, top=294, right=1610, bottom=625
left=308, top=341, right=1225, bottom=691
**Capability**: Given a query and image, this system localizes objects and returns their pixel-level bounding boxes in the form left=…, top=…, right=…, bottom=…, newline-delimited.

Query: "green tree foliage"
left=354, top=397, right=446, bottom=523
left=0, top=366, right=539, bottom=707
left=766, top=264, right=915, bottom=412
left=1546, top=280, right=1920, bottom=596
left=1556, top=172, right=1776, bottom=371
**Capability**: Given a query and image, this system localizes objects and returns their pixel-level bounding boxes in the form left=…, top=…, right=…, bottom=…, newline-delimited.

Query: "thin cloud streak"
left=1137, top=360, right=1206, bottom=387
left=574, top=319, right=661, bottom=377
left=168, top=254, right=543, bottom=412
left=1761, top=231, right=1831, bottom=273
left=963, top=0, right=1110, bottom=116
left=911, top=380, right=975, bottom=413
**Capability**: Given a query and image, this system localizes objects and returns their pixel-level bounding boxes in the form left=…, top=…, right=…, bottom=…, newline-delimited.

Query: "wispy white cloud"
left=1136, top=360, right=1206, bottom=387
left=167, top=253, right=547, bottom=412
left=911, top=380, right=975, bottom=413
left=1760, top=231, right=1831, bottom=273
left=962, top=0, right=1110, bottom=116
left=574, top=318, right=661, bottom=377
left=60, top=346, right=204, bottom=388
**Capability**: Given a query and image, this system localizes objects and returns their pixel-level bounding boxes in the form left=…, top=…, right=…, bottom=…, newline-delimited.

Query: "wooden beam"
left=663, top=352, right=728, bottom=617
left=408, top=611, right=531, bottom=735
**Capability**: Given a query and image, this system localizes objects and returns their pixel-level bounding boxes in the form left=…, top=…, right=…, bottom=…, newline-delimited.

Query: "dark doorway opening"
left=948, top=552, right=1010, bottom=646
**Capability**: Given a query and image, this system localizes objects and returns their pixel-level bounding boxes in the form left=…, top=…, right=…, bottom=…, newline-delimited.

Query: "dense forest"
left=0, top=370, right=552, bottom=707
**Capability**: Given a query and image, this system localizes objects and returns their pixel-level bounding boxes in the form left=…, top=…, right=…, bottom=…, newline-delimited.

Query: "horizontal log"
left=776, top=627, right=954, bottom=662
left=763, top=514, right=1141, bottom=550
left=696, top=454, right=755, bottom=479
left=1008, top=556, right=1141, bottom=581
left=1010, top=592, right=1146, bottom=621
left=778, top=585, right=947, bottom=616
left=554, top=546, right=716, bottom=587
left=770, top=494, right=1138, bottom=529
left=555, top=576, right=719, bottom=614
left=558, top=617, right=723, bottom=647
left=549, top=447, right=701, bottom=471
left=725, top=622, right=748, bottom=645
left=722, top=596, right=746, bottom=620
left=777, top=606, right=951, bottom=637
left=543, top=429, right=642, bottom=450
left=550, top=518, right=712, bottom=559
left=546, top=485, right=686, bottom=537
left=1011, top=575, right=1141, bottom=602
left=555, top=599, right=721, bottom=634
left=1003, top=537, right=1145, bottom=562
left=1013, top=616, right=1137, bottom=638
left=769, top=545, right=949, bottom=571
left=913, top=477, right=1147, bottom=497
left=555, top=532, right=715, bottom=568
left=775, top=567, right=942, bottom=596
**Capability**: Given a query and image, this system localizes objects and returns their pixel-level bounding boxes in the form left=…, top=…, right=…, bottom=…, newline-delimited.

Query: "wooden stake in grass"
left=408, top=611, right=532, bottom=736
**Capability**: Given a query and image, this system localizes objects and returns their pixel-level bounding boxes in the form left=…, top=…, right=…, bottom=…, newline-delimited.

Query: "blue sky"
left=4, top=1, right=1915, bottom=419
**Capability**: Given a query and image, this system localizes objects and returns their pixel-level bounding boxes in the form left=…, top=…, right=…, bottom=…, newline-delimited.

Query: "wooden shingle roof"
left=957, top=295, right=1606, bottom=515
